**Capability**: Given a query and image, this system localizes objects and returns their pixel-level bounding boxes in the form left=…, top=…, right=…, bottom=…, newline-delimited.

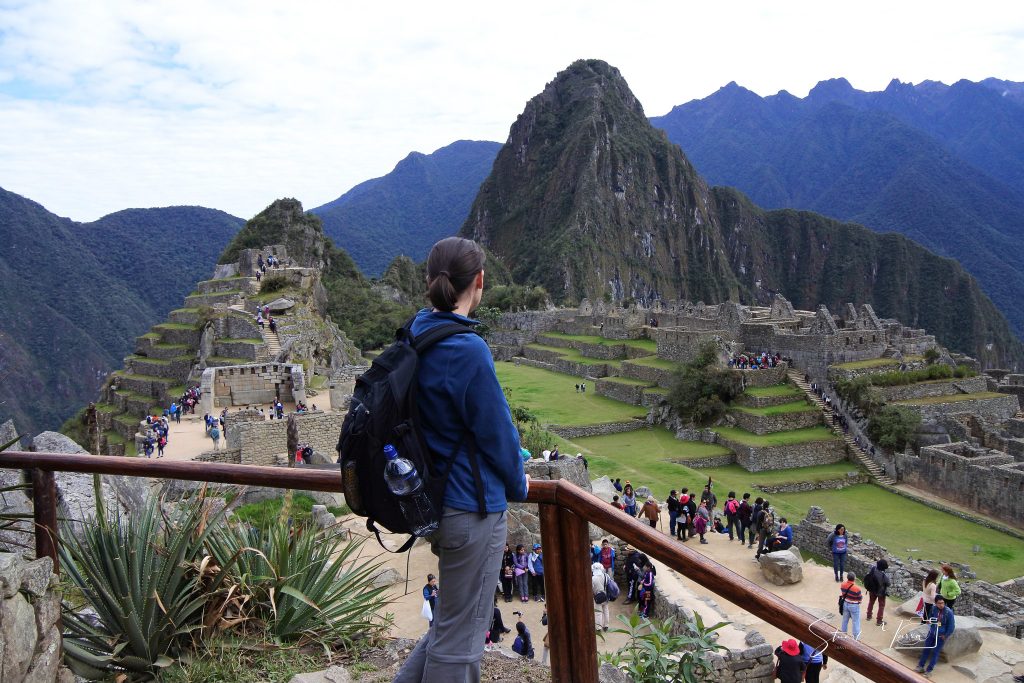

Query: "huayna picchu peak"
left=462, top=59, right=1024, bottom=367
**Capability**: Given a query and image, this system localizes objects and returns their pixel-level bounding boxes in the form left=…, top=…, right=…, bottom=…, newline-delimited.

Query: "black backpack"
left=337, top=317, right=486, bottom=551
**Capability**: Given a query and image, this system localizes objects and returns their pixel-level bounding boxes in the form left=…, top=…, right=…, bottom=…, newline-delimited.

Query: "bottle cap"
left=383, top=444, right=397, bottom=459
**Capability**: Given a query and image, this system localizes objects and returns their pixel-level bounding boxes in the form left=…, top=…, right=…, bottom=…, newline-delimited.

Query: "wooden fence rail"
left=0, top=451, right=924, bottom=683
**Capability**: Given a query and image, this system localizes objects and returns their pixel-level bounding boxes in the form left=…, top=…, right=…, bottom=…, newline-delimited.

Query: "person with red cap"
left=774, top=639, right=806, bottom=683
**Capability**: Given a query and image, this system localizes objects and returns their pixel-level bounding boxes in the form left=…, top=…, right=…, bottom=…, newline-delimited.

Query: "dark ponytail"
left=426, top=237, right=485, bottom=311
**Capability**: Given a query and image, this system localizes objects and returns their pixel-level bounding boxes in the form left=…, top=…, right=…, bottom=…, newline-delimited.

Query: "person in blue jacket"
left=422, top=574, right=438, bottom=627
left=916, top=596, right=956, bottom=676
left=394, top=237, right=529, bottom=683
left=769, top=517, right=794, bottom=552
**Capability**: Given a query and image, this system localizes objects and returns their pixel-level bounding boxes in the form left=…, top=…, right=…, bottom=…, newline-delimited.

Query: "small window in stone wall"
left=846, top=338, right=850, bottom=346
left=859, top=337, right=864, bottom=344
left=872, top=335, right=877, bottom=342
left=950, top=462, right=956, bottom=471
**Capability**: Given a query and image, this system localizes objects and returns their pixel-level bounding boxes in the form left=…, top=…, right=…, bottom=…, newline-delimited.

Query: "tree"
left=666, top=343, right=742, bottom=426
left=867, top=406, right=920, bottom=452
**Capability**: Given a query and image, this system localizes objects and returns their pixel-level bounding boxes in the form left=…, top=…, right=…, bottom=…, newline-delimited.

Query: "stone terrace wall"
left=898, top=393, right=1019, bottom=422
left=506, top=458, right=592, bottom=549
left=720, top=437, right=847, bottom=472
left=896, top=442, right=1024, bottom=528
left=619, top=361, right=675, bottom=387
left=727, top=407, right=821, bottom=436
left=0, top=554, right=72, bottom=683
left=223, top=410, right=344, bottom=466
left=548, top=420, right=645, bottom=440
left=595, top=378, right=646, bottom=405
left=756, top=473, right=869, bottom=493
left=650, top=328, right=728, bottom=362
left=872, top=376, right=987, bottom=402
left=201, top=362, right=305, bottom=412
left=737, top=365, right=789, bottom=388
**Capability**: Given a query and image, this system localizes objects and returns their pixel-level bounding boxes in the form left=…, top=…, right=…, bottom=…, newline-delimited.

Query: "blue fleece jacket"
left=410, top=309, right=528, bottom=513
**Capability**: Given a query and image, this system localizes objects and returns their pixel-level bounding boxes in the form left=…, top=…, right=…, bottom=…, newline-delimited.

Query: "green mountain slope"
left=461, top=60, right=1023, bottom=367
left=0, top=187, right=242, bottom=436
left=312, top=140, right=501, bottom=277
left=649, top=80, right=1024, bottom=339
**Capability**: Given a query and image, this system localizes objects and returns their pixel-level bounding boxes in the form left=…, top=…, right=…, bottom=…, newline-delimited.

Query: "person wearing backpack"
left=392, top=238, right=529, bottom=683
left=724, top=491, right=741, bottom=541
left=666, top=490, right=680, bottom=538
left=592, top=562, right=610, bottom=631
left=864, top=559, right=891, bottom=626
left=738, top=493, right=753, bottom=546
left=827, top=524, right=848, bottom=582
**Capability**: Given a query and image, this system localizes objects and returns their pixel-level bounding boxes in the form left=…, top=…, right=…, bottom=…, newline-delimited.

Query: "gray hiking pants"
left=393, top=508, right=507, bottom=683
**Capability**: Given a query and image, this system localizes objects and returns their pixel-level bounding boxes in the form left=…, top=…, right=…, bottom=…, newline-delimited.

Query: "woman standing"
left=775, top=639, right=806, bottom=683
left=937, top=564, right=962, bottom=612
left=922, top=569, right=940, bottom=622
left=827, top=524, right=848, bottom=582
left=514, top=544, right=530, bottom=603
left=393, top=237, right=529, bottom=683
left=622, top=482, right=637, bottom=517
left=500, top=543, right=515, bottom=603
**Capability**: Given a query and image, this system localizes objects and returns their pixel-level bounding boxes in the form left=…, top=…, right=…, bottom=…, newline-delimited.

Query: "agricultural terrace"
left=494, top=361, right=1024, bottom=582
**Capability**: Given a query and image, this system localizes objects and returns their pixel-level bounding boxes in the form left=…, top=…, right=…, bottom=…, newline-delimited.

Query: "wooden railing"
left=0, top=451, right=925, bottom=683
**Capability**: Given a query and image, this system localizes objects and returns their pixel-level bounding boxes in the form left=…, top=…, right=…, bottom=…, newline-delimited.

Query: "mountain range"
left=0, top=188, right=242, bottom=437
left=459, top=60, right=1023, bottom=369
left=649, top=77, right=1024, bottom=338
left=4, top=65, right=1024, bottom=436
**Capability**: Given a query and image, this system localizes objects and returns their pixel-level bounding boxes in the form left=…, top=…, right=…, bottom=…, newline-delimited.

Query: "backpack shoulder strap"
left=410, top=321, right=480, bottom=353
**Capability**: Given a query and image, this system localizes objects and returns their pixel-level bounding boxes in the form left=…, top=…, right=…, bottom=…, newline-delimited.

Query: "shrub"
left=923, top=347, right=941, bottom=365
left=867, top=405, right=921, bottom=452
left=601, top=613, right=728, bottom=682
left=666, top=343, right=741, bottom=426
left=259, top=274, right=290, bottom=294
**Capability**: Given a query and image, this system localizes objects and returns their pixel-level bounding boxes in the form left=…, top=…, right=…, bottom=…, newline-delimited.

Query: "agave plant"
left=60, top=490, right=231, bottom=681
left=601, top=612, right=728, bottom=683
left=203, top=518, right=392, bottom=646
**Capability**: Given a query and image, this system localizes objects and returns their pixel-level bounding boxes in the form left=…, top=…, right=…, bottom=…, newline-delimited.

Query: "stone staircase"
left=262, top=328, right=282, bottom=358
left=787, top=370, right=896, bottom=485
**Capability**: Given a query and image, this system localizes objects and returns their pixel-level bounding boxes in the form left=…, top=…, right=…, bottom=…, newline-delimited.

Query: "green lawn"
left=540, top=332, right=658, bottom=353
left=744, top=385, right=802, bottom=398
left=714, top=425, right=837, bottom=446
left=778, top=486, right=1024, bottom=582
left=574, top=428, right=732, bottom=462
left=893, top=392, right=1007, bottom=405
left=832, top=355, right=923, bottom=371
left=496, top=362, right=645, bottom=425
left=731, top=400, right=816, bottom=416
left=601, top=376, right=654, bottom=387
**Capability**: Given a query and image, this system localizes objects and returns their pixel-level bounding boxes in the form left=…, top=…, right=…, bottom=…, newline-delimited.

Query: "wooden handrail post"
left=31, top=468, right=59, bottom=574
left=541, top=503, right=599, bottom=683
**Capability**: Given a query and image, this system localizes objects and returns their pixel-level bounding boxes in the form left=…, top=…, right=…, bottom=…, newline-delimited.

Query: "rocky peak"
left=219, top=198, right=327, bottom=270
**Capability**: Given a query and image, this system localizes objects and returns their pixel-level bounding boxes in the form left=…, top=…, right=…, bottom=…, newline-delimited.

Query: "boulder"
left=369, top=567, right=402, bottom=588
left=896, top=592, right=925, bottom=617
left=311, top=505, right=336, bottom=530
left=992, top=649, right=1024, bottom=667
left=894, top=623, right=983, bottom=661
left=598, top=662, right=634, bottom=683
left=758, top=550, right=803, bottom=585
left=635, top=486, right=651, bottom=498
left=0, top=591, right=38, bottom=681
left=590, top=476, right=616, bottom=502
left=952, top=655, right=1015, bottom=682
left=268, top=297, right=296, bottom=314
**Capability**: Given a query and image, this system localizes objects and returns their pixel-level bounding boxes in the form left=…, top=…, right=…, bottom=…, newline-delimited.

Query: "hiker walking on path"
left=641, top=496, right=660, bottom=528
left=393, top=237, right=528, bottom=683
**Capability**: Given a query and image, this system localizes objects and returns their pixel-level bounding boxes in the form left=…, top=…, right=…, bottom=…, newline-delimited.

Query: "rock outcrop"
left=0, top=554, right=74, bottom=683
left=758, top=548, right=803, bottom=585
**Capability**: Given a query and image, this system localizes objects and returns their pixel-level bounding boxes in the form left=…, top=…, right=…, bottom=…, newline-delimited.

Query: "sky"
left=1, top=0, right=1023, bottom=222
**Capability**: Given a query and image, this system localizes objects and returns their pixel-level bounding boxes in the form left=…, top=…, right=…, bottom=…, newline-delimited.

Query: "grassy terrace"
left=714, top=425, right=836, bottom=446
left=526, top=343, right=621, bottom=367
left=112, top=371, right=176, bottom=384
left=155, top=322, right=199, bottom=331
left=207, top=356, right=254, bottom=365
left=496, top=362, right=644, bottom=425
left=539, top=332, right=658, bottom=352
left=624, top=355, right=678, bottom=370
left=575, top=428, right=731, bottom=462
left=893, top=391, right=1007, bottom=406
left=744, top=384, right=802, bottom=398
left=601, top=376, right=654, bottom=386
left=731, top=400, right=816, bottom=416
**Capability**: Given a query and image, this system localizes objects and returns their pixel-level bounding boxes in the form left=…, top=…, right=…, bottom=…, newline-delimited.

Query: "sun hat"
left=781, top=639, right=800, bottom=656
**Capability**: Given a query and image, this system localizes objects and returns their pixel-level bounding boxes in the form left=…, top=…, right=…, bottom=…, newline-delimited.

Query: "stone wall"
left=896, top=442, right=1024, bottom=528
left=719, top=436, right=848, bottom=472
left=548, top=420, right=646, bottom=440
left=673, top=453, right=737, bottom=469
left=650, top=328, right=729, bottom=363
left=735, top=392, right=803, bottom=409
left=595, top=378, right=646, bottom=405
left=618, top=361, right=675, bottom=387
left=0, top=554, right=73, bottom=683
left=755, top=473, right=869, bottom=494
left=505, top=458, right=593, bottom=549
left=201, top=362, right=306, bottom=413
left=869, top=376, right=987, bottom=402
left=897, top=393, right=1020, bottom=422
left=727, top=406, right=821, bottom=436
left=219, top=410, right=344, bottom=466
left=737, top=365, right=789, bottom=388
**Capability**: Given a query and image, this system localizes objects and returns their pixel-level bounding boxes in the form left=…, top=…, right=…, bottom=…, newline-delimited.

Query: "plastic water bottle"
left=383, top=444, right=439, bottom=536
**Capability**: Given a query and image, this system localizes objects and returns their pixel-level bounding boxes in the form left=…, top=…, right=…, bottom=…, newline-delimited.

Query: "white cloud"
left=0, top=0, right=1023, bottom=221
